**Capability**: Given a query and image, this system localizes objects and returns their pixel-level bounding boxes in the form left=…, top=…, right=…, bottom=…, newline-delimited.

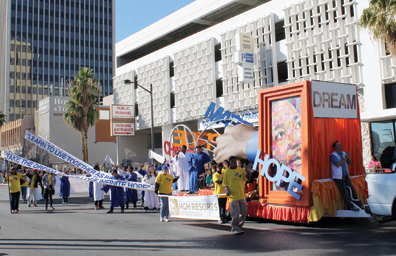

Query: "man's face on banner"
left=271, top=97, right=302, bottom=174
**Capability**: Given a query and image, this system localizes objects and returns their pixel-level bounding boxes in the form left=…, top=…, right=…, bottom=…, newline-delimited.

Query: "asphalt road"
left=1, top=184, right=396, bottom=256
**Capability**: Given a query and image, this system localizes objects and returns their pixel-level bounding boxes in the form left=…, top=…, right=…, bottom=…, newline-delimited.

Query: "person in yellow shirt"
left=213, top=163, right=228, bottom=224
left=6, top=167, right=23, bottom=214
left=155, top=166, right=179, bottom=222
left=223, top=156, right=248, bottom=234
left=42, top=172, right=57, bottom=211
left=20, top=169, right=28, bottom=202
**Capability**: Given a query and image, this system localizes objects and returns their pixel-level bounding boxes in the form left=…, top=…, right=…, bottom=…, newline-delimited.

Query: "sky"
left=116, top=0, right=196, bottom=43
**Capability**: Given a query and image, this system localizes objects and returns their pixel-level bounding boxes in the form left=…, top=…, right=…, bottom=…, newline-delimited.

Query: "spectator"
left=155, top=166, right=179, bottom=222
left=42, top=172, right=57, bottom=211
left=59, top=168, right=70, bottom=204
left=143, top=166, right=160, bottom=212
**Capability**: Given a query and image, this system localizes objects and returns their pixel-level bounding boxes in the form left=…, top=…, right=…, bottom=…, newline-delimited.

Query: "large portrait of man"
left=270, top=96, right=302, bottom=191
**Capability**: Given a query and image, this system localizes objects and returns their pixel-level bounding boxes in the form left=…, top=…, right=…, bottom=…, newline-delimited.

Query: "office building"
left=0, top=0, right=115, bottom=122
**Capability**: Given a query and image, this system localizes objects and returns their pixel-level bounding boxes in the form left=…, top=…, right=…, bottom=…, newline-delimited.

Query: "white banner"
left=311, top=81, right=358, bottom=119
left=168, top=195, right=220, bottom=220
left=2, top=151, right=154, bottom=191
left=25, top=131, right=112, bottom=179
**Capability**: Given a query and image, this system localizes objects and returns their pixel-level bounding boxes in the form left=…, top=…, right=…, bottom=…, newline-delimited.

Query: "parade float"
left=168, top=80, right=369, bottom=223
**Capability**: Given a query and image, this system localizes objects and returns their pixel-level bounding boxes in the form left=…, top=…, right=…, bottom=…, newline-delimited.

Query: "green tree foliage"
left=0, top=110, right=6, bottom=127
left=359, top=0, right=396, bottom=56
left=63, top=68, right=100, bottom=163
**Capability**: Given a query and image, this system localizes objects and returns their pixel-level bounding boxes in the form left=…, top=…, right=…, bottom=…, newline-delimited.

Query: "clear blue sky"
left=116, top=0, right=196, bottom=43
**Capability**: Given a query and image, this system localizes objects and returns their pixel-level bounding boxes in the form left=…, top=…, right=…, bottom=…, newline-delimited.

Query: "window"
left=385, top=83, right=396, bottom=109
left=275, top=20, right=285, bottom=42
left=216, top=79, right=223, bottom=97
left=370, top=122, right=396, bottom=161
left=215, top=44, right=222, bottom=62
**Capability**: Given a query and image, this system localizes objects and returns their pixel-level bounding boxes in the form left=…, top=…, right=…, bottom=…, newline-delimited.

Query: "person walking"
left=155, top=166, right=179, bottom=222
left=6, top=167, right=23, bottom=214
left=124, top=167, right=138, bottom=209
left=42, top=172, right=57, bottom=211
left=223, top=156, right=247, bottom=234
left=104, top=169, right=125, bottom=213
left=143, top=166, right=159, bottom=212
left=213, top=163, right=228, bottom=223
left=93, top=164, right=105, bottom=210
left=26, top=169, right=41, bottom=207
left=59, top=168, right=71, bottom=204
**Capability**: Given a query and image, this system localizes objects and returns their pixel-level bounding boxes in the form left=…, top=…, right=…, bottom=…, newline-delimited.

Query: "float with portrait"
left=168, top=80, right=369, bottom=223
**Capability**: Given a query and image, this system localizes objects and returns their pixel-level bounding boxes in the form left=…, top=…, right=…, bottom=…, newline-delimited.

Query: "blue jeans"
left=21, top=186, right=27, bottom=200
left=159, top=193, right=171, bottom=219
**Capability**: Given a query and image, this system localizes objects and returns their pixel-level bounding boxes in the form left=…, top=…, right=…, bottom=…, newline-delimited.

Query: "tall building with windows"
left=0, top=0, right=115, bottom=122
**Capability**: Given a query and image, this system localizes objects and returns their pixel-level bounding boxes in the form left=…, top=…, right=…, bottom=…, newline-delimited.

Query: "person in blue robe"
left=103, top=169, right=125, bottom=213
left=59, top=169, right=70, bottom=204
left=187, top=145, right=211, bottom=194
left=124, top=167, right=138, bottom=209
left=138, top=164, right=149, bottom=206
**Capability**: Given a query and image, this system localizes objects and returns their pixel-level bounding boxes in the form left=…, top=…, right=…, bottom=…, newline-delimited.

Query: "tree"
left=63, top=68, right=100, bottom=163
left=359, top=0, right=396, bottom=56
left=0, top=110, right=6, bottom=127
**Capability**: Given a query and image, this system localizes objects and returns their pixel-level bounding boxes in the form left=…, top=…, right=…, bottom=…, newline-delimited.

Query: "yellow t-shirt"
left=8, top=173, right=23, bottom=193
left=29, top=175, right=36, bottom=189
left=155, top=173, right=173, bottom=194
left=48, top=174, right=53, bottom=190
left=20, top=174, right=28, bottom=187
left=223, top=167, right=247, bottom=202
left=213, top=172, right=227, bottom=198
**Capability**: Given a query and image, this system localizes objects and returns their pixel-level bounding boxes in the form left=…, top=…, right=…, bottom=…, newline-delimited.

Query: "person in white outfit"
left=93, top=164, right=105, bottom=210
left=175, top=145, right=192, bottom=191
left=142, top=166, right=159, bottom=212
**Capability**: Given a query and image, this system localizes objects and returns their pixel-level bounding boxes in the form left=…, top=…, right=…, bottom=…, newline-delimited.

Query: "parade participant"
left=20, top=169, right=28, bottom=202
left=143, top=166, right=159, bottom=212
left=59, top=168, right=71, bottom=204
left=205, top=169, right=214, bottom=188
left=138, top=163, right=149, bottom=206
left=330, top=141, right=364, bottom=211
left=213, top=163, right=227, bottom=223
left=187, top=145, right=211, bottom=194
left=223, top=156, right=247, bottom=234
left=42, top=172, right=57, bottom=211
left=104, top=169, right=125, bottom=213
left=124, top=167, right=138, bottom=209
left=175, top=145, right=192, bottom=191
left=6, top=167, right=23, bottom=214
left=93, top=164, right=105, bottom=210
left=26, top=169, right=40, bottom=207
left=155, top=166, right=179, bottom=222
left=222, top=160, right=229, bottom=173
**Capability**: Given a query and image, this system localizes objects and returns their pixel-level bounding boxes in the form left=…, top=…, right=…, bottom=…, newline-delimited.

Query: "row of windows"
left=10, top=70, right=112, bottom=82
left=12, top=2, right=113, bottom=14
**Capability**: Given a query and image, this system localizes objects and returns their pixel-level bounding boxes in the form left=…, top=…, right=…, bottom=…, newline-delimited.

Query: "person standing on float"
left=175, top=145, right=192, bottom=191
left=187, top=145, right=211, bottom=194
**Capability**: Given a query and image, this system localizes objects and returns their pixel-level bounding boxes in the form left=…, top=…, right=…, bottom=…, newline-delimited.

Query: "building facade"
left=113, top=0, right=395, bottom=167
left=0, top=0, right=115, bottom=122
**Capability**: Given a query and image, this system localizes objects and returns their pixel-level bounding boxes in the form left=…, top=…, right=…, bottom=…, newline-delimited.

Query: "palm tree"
left=359, top=0, right=396, bottom=56
left=0, top=110, right=6, bottom=127
left=63, top=68, right=100, bottom=163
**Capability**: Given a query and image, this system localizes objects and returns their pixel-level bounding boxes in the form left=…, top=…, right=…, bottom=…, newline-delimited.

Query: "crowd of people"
left=2, top=145, right=259, bottom=234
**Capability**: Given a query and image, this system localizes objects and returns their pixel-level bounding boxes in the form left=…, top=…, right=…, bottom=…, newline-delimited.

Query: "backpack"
left=380, top=146, right=396, bottom=168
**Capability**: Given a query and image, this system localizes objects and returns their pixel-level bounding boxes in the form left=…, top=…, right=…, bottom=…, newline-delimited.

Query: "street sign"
left=110, top=104, right=135, bottom=136
left=112, top=105, right=134, bottom=119
left=112, top=123, right=135, bottom=136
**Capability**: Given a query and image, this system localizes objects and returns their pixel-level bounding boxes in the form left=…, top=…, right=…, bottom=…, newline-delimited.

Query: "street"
left=1, top=184, right=396, bottom=256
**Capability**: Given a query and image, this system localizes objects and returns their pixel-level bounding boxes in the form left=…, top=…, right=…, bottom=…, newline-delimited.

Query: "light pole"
left=124, top=80, right=154, bottom=156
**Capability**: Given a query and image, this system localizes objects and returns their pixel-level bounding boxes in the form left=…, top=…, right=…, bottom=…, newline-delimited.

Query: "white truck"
left=365, top=171, right=396, bottom=223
